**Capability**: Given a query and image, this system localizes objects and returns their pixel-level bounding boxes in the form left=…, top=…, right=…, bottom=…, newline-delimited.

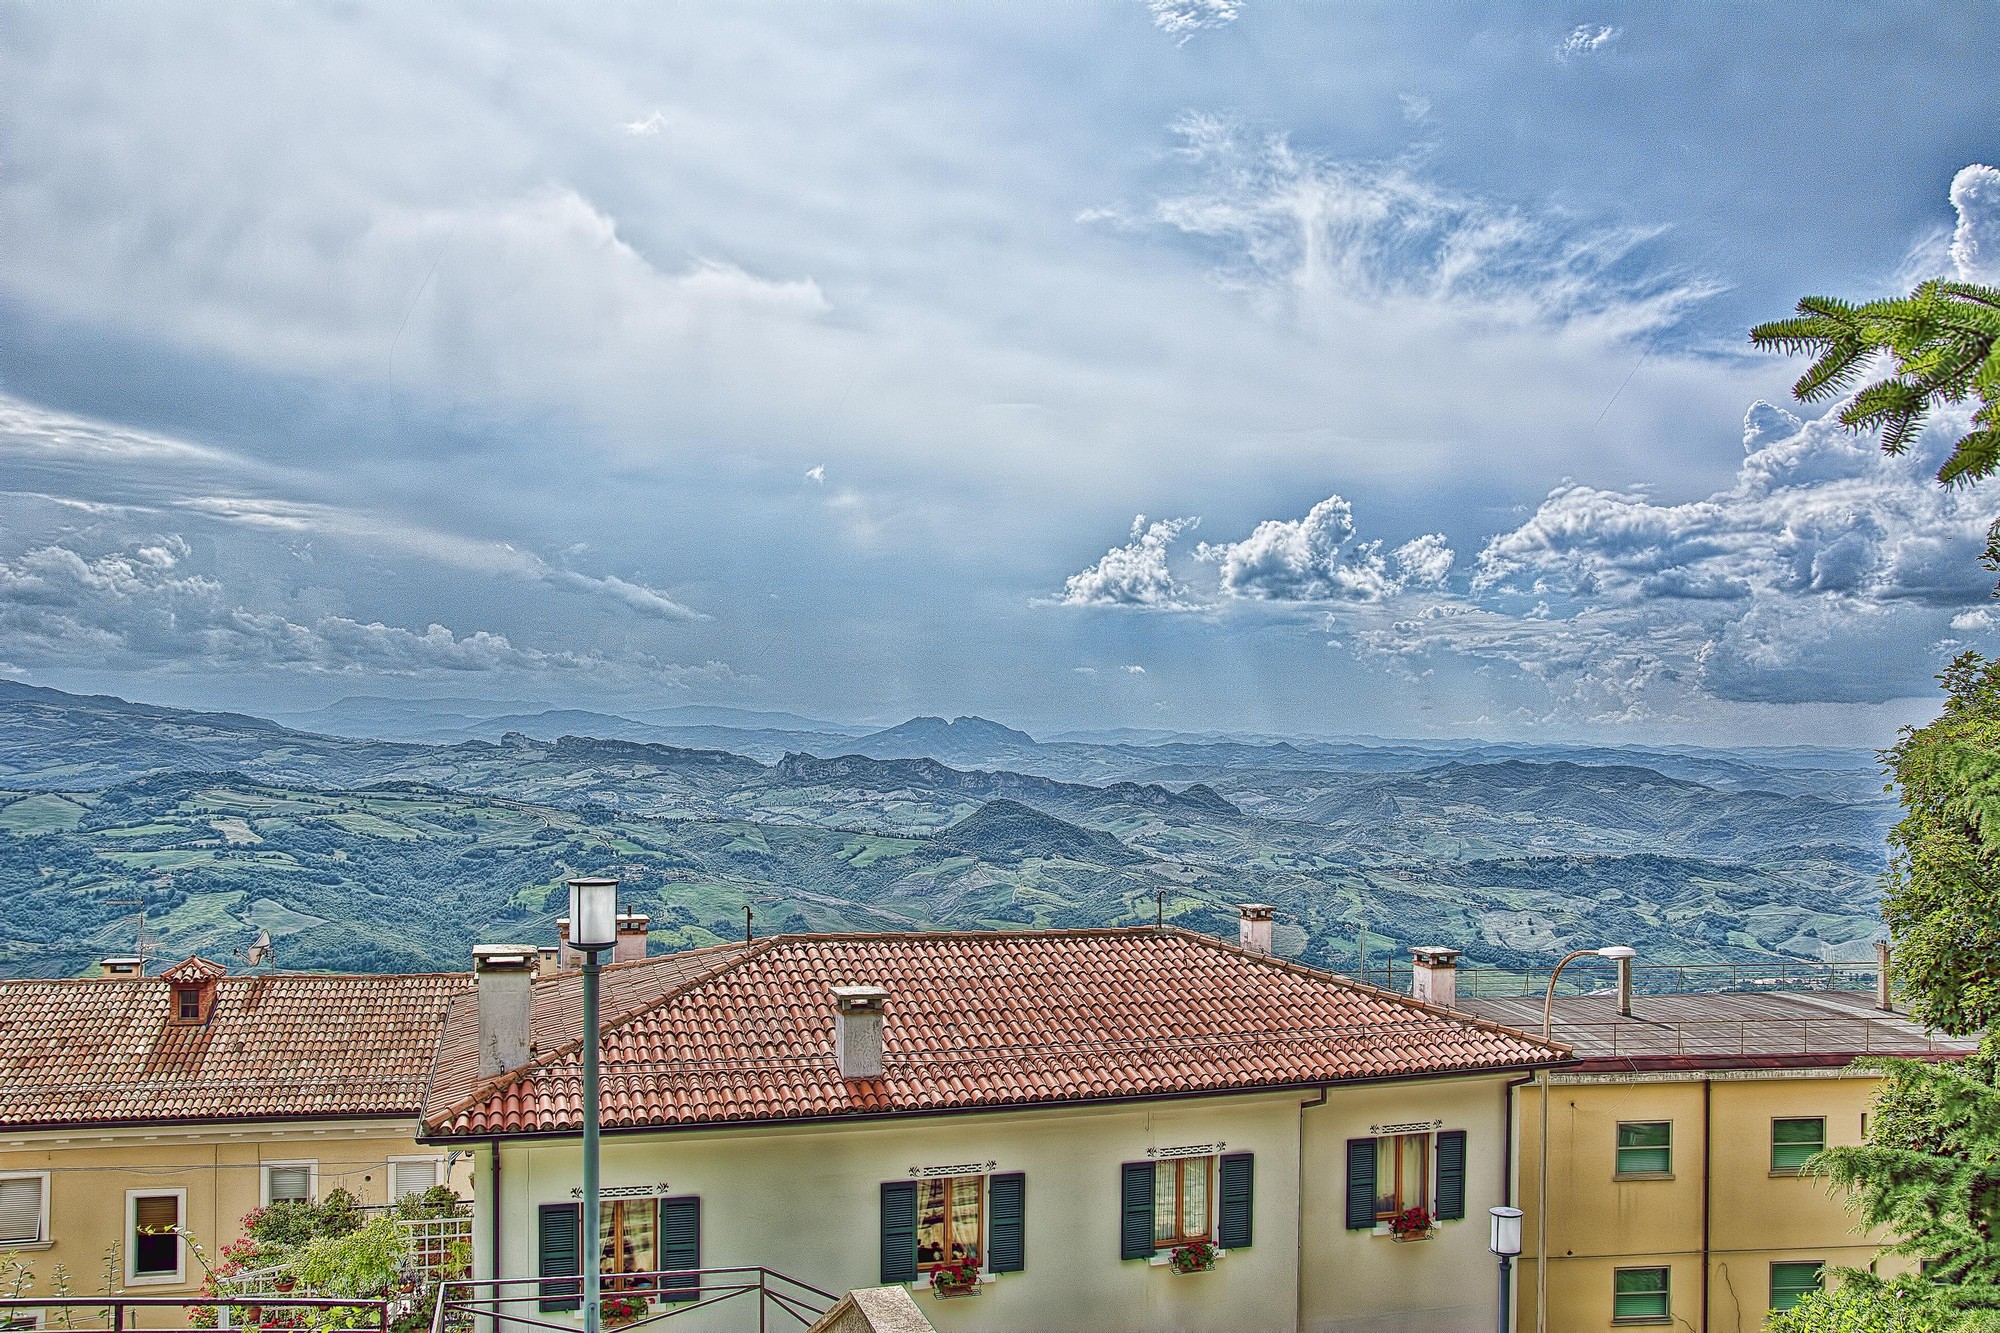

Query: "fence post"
left=112, top=1302, right=125, bottom=1333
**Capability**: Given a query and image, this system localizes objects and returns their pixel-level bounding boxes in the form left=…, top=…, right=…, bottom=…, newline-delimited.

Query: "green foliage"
left=1882, top=653, right=2000, bottom=1034
left=1751, top=279, right=2000, bottom=486
left=291, top=1217, right=410, bottom=1330
left=390, top=1185, right=465, bottom=1222
left=248, top=1189, right=363, bottom=1253
left=1768, top=1272, right=2000, bottom=1333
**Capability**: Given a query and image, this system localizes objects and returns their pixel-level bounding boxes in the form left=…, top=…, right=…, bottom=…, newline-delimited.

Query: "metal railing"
left=0, top=1296, right=394, bottom=1333
left=1366, top=958, right=1884, bottom=999
left=431, top=1269, right=837, bottom=1333
left=1550, top=1016, right=1972, bottom=1060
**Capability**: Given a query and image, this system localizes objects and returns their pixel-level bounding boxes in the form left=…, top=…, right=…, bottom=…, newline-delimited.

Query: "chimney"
left=1237, top=904, right=1276, bottom=956
left=614, top=912, right=651, bottom=964
left=1410, top=947, right=1460, bottom=1009
left=536, top=946, right=561, bottom=978
left=473, top=945, right=537, bottom=1077
left=97, top=957, right=144, bottom=979
left=556, top=918, right=575, bottom=970
left=1875, top=940, right=1893, bottom=1012
left=831, top=985, right=889, bottom=1080
left=1617, top=951, right=1634, bottom=1018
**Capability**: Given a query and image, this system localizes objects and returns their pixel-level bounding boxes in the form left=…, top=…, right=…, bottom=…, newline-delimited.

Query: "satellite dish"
left=245, top=930, right=273, bottom=967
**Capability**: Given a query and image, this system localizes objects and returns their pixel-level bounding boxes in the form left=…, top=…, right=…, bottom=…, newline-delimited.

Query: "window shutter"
left=1119, top=1161, right=1156, bottom=1260
left=267, top=1166, right=312, bottom=1204
left=1216, top=1153, right=1253, bottom=1249
left=880, top=1182, right=918, bottom=1285
left=0, top=1179, right=42, bottom=1245
left=659, top=1197, right=701, bottom=1302
left=537, top=1203, right=581, bottom=1312
left=1345, top=1138, right=1377, bottom=1230
left=390, top=1161, right=436, bottom=1202
left=988, top=1172, right=1025, bottom=1273
left=1434, top=1130, right=1467, bottom=1221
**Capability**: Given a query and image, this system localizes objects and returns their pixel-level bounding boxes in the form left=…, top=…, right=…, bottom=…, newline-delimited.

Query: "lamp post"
left=1490, top=1206, right=1522, bottom=1333
left=1535, top=945, right=1634, bottom=1333
left=568, top=878, right=619, bottom=1333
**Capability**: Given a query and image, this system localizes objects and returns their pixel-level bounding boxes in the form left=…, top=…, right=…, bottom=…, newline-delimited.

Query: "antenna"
left=106, top=899, right=148, bottom=969
left=744, top=905, right=754, bottom=944
left=1155, top=888, right=1167, bottom=928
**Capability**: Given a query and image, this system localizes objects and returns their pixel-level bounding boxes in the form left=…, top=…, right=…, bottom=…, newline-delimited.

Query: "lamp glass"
left=1596, top=945, right=1637, bottom=961
left=567, top=878, right=619, bottom=949
left=1489, top=1206, right=1522, bottom=1256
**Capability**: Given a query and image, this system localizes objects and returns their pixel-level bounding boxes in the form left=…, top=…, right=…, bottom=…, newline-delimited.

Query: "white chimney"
left=614, top=913, right=651, bottom=964
left=556, top=918, right=577, bottom=970
left=97, top=957, right=144, bottom=979
left=1237, top=904, right=1275, bottom=956
left=474, top=945, right=537, bottom=1077
left=536, top=946, right=560, bottom=978
left=1410, top=947, right=1460, bottom=1009
left=832, top=985, right=889, bottom=1080
left=1875, top=940, right=1893, bottom=1012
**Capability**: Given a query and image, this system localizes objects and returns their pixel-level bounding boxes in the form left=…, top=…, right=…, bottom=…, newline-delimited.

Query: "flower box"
left=1167, top=1240, right=1220, bottom=1274
left=928, top=1261, right=982, bottom=1298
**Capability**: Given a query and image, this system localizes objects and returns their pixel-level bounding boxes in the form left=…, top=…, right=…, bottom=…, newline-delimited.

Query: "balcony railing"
left=431, top=1269, right=838, bottom=1333
left=1546, top=1015, right=1971, bottom=1060
left=0, top=1296, right=395, bottom=1333
left=1364, top=958, right=1884, bottom=999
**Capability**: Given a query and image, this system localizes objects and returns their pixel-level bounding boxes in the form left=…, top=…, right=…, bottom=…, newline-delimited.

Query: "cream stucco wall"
left=468, top=1073, right=1521, bottom=1333
left=1511, top=1069, right=1901, bottom=1333
left=0, top=1119, right=468, bottom=1329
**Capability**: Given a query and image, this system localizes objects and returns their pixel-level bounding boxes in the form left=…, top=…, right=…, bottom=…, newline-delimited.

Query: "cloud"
left=1951, top=164, right=2000, bottom=281
left=1060, top=516, right=1200, bottom=608
left=1195, top=494, right=1449, bottom=602
left=1558, top=24, right=1619, bottom=58
left=1397, top=93, right=1431, bottom=124
left=805, top=464, right=826, bottom=484
left=622, top=111, right=670, bottom=137
left=1954, top=608, right=1997, bottom=631
left=1147, top=0, right=1241, bottom=43
left=1125, top=664, right=1147, bottom=674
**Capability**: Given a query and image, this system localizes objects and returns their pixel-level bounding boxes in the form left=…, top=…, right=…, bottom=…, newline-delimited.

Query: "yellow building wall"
left=1512, top=1070, right=1896, bottom=1333
left=0, top=1119, right=469, bottom=1328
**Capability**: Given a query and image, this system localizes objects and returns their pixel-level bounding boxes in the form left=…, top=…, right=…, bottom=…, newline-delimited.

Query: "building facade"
left=0, top=958, right=471, bottom=1325
left=421, top=921, right=1568, bottom=1333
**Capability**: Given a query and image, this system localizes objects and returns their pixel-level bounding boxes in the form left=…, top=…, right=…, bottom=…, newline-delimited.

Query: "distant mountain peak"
left=866, top=714, right=1037, bottom=743
left=935, top=799, right=1147, bottom=866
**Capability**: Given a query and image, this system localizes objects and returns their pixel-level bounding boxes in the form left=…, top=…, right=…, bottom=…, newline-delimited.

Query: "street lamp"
left=1535, top=945, right=1634, bottom=1333
left=568, top=877, right=619, bottom=1333
left=1490, top=1206, right=1522, bottom=1333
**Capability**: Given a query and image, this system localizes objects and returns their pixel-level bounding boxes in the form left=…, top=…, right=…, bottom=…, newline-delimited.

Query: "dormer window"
left=175, top=987, right=203, bottom=1022
left=158, top=957, right=226, bottom=1026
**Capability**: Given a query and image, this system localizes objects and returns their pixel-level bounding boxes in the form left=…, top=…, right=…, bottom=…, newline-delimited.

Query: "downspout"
left=490, top=1138, right=504, bottom=1332
left=1502, top=1073, right=1534, bottom=1333
left=1296, top=1086, right=1328, bottom=1333
left=1700, top=1079, right=1711, bottom=1333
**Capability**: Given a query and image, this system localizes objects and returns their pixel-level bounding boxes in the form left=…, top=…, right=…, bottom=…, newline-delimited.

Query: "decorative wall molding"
left=1147, top=1142, right=1225, bottom=1160
left=1368, top=1120, right=1444, bottom=1136
left=907, top=1160, right=998, bottom=1179
left=569, top=1183, right=672, bottom=1199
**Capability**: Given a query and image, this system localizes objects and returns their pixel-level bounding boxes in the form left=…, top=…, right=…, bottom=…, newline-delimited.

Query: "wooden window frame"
left=1154, top=1156, right=1212, bottom=1247
left=126, top=1189, right=186, bottom=1286
left=261, top=1161, right=318, bottom=1207
left=1611, top=1265, right=1671, bottom=1325
left=1771, top=1117, right=1826, bottom=1175
left=1373, top=1133, right=1430, bottom=1222
left=916, top=1174, right=985, bottom=1272
left=598, top=1198, right=658, bottom=1288
left=1615, top=1121, right=1674, bottom=1179
left=0, top=1172, right=50, bottom=1249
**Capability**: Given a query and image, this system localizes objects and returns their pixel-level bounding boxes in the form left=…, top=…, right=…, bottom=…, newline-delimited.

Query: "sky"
left=1, top=1, right=1996, bottom=745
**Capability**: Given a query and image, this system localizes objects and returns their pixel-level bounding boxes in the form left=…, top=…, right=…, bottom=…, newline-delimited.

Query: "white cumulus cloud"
left=1060, top=516, right=1200, bottom=608
left=1951, top=163, right=2000, bottom=281
left=1558, top=24, right=1619, bottom=58
left=1147, top=0, right=1241, bottom=43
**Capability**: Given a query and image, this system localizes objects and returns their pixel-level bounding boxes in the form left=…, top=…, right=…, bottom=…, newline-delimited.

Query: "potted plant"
left=1168, top=1239, right=1220, bottom=1274
left=1388, top=1206, right=1435, bottom=1242
left=928, top=1257, right=981, bottom=1297
left=600, top=1293, right=651, bottom=1328
left=273, top=1274, right=297, bottom=1294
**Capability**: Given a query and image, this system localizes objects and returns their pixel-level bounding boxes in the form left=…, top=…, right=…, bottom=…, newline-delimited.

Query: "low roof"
left=423, top=928, right=1567, bottom=1138
left=1459, top=987, right=1975, bottom=1072
left=0, top=963, right=470, bottom=1129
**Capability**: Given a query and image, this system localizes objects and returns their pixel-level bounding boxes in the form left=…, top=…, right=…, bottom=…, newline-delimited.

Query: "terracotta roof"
left=1460, top=988, right=1977, bottom=1072
left=0, top=967, right=469, bottom=1128
left=425, top=941, right=755, bottom=1117
left=424, top=928, right=1566, bottom=1137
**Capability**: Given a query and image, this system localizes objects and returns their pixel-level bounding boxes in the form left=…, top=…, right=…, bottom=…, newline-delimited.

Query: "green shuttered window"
left=1617, top=1122, right=1673, bottom=1176
left=1120, top=1161, right=1156, bottom=1260
left=1770, top=1261, right=1823, bottom=1311
left=1772, top=1119, right=1825, bottom=1173
left=988, top=1173, right=1026, bottom=1274
left=1434, top=1130, right=1467, bottom=1220
left=881, top=1181, right=919, bottom=1285
left=659, top=1197, right=700, bottom=1302
left=1216, top=1153, right=1253, bottom=1249
left=537, top=1203, right=581, bottom=1312
left=1613, top=1266, right=1670, bottom=1323
left=1345, top=1138, right=1376, bottom=1230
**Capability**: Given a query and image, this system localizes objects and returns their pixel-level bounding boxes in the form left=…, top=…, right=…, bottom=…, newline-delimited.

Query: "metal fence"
left=431, top=1268, right=838, bottom=1333
left=1364, top=958, right=1884, bottom=1000
left=0, top=1296, right=394, bottom=1333
left=1545, top=1015, right=1968, bottom=1059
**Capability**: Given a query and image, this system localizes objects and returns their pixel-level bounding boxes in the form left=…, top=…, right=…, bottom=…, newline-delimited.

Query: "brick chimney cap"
left=1236, top=903, right=1276, bottom=920
left=1410, top=946, right=1461, bottom=966
left=473, top=945, right=538, bottom=971
left=831, top=984, right=890, bottom=1013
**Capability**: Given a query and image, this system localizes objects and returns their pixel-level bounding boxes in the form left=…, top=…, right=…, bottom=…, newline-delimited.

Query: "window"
left=1770, top=1261, right=1824, bottom=1311
left=1374, top=1134, right=1428, bottom=1221
left=262, top=1162, right=316, bottom=1206
left=1153, top=1158, right=1210, bottom=1247
left=128, top=1191, right=184, bottom=1284
left=175, top=987, right=202, bottom=1022
left=0, top=1174, right=48, bottom=1246
left=1616, top=1122, right=1673, bottom=1177
left=1613, top=1267, right=1670, bottom=1323
left=388, top=1158, right=443, bottom=1202
left=915, top=1175, right=983, bottom=1269
left=1772, top=1118, right=1826, bottom=1173
left=599, top=1200, right=658, bottom=1284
